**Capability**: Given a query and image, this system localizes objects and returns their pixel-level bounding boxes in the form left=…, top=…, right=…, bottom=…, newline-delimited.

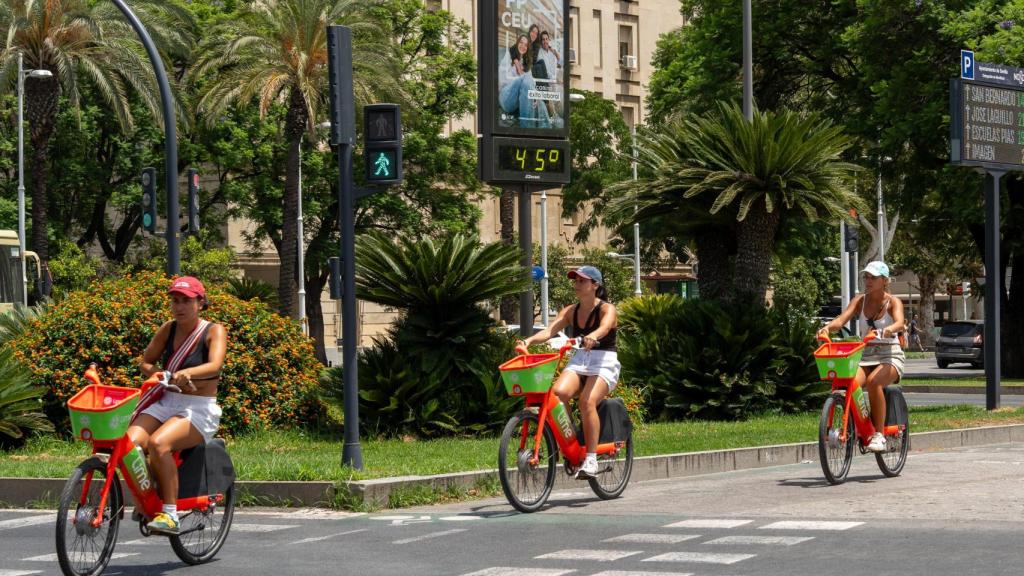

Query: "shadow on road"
left=777, top=475, right=883, bottom=488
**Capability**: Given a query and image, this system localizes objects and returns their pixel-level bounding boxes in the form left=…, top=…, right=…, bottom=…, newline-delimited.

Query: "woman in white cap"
left=517, top=265, right=620, bottom=478
left=817, top=261, right=906, bottom=453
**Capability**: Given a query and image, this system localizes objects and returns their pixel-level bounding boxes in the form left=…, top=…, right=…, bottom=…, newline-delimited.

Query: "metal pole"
left=297, top=137, right=307, bottom=335
left=742, top=0, right=753, bottom=121
left=840, top=221, right=849, bottom=312
left=17, top=53, right=26, bottom=306
left=984, top=170, right=1003, bottom=410
left=110, top=0, right=179, bottom=275
left=877, top=172, right=885, bottom=262
left=519, top=185, right=534, bottom=336
left=539, top=188, right=549, bottom=326
left=339, top=141, right=362, bottom=468
left=632, top=127, right=641, bottom=296
left=850, top=251, right=859, bottom=336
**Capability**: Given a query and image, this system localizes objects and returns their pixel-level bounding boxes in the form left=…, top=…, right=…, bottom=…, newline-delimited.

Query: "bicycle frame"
left=519, top=343, right=625, bottom=467
left=828, top=376, right=902, bottom=446
left=76, top=367, right=218, bottom=530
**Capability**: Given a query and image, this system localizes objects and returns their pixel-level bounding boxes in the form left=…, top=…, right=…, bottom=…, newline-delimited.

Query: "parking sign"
left=961, top=49, right=974, bottom=79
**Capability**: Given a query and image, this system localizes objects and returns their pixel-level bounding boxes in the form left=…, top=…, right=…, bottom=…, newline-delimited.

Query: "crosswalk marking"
left=0, top=514, right=55, bottom=531
left=591, top=572, right=693, bottom=576
left=231, top=523, right=299, bottom=533
left=393, top=528, right=467, bottom=544
left=662, top=519, right=752, bottom=529
left=642, top=552, right=756, bottom=565
left=603, top=534, right=701, bottom=544
left=291, top=528, right=367, bottom=545
left=536, top=549, right=643, bottom=562
left=441, top=515, right=483, bottom=522
left=759, top=520, right=863, bottom=531
left=0, top=570, right=44, bottom=576
left=704, top=535, right=814, bottom=546
left=239, top=508, right=365, bottom=520
left=458, top=565, right=573, bottom=569
left=24, top=553, right=138, bottom=563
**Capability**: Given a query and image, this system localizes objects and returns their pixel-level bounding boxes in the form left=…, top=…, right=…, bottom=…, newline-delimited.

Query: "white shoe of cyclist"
left=575, top=457, right=599, bottom=479
left=866, top=432, right=887, bottom=453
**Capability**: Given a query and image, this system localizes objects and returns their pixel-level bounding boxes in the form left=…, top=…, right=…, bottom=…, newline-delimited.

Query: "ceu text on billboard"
left=496, top=0, right=566, bottom=135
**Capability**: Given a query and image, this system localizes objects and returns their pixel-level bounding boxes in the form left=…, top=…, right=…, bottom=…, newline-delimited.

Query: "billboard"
left=480, top=0, right=570, bottom=139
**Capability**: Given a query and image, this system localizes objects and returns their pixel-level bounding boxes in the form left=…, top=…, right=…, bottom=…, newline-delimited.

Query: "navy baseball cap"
left=568, top=265, right=603, bottom=284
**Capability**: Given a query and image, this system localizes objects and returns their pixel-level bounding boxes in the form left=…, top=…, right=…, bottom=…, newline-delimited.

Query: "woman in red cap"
left=517, top=265, right=620, bottom=479
left=128, top=276, right=227, bottom=534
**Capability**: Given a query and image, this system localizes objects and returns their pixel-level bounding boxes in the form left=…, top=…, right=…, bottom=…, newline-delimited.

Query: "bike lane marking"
left=461, top=568, right=575, bottom=576
left=0, top=514, right=55, bottom=531
left=603, top=534, right=701, bottom=544
left=23, top=553, right=138, bottom=562
left=591, top=571, right=694, bottom=576
left=0, top=570, right=43, bottom=576
left=231, top=523, right=300, bottom=532
left=642, top=551, right=755, bottom=565
left=662, top=519, right=752, bottom=529
left=393, top=528, right=467, bottom=544
left=704, top=535, right=814, bottom=546
left=758, top=520, right=863, bottom=531
left=290, top=528, right=368, bottom=545
left=536, top=549, right=644, bottom=561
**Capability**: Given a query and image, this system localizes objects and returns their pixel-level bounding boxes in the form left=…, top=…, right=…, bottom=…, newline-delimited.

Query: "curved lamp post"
left=17, top=54, right=52, bottom=305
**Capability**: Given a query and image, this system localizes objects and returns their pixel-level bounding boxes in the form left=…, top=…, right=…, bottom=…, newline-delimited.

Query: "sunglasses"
left=863, top=273, right=880, bottom=280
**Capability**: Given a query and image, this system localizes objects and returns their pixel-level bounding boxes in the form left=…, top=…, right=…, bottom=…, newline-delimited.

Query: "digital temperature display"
left=497, top=145, right=565, bottom=174
left=481, top=136, right=571, bottom=184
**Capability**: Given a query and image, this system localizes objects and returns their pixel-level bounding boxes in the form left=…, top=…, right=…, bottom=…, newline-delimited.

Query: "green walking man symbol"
left=373, top=152, right=391, bottom=177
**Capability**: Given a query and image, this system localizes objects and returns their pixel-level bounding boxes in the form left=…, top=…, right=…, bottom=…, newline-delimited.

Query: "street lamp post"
left=742, top=0, right=753, bottom=121
left=877, top=171, right=885, bottom=262
left=17, top=53, right=53, bottom=306
left=297, top=122, right=333, bottom=336
left=606, top=252, right=641, bottom=296
left=631, top=126, right=641, bottom=297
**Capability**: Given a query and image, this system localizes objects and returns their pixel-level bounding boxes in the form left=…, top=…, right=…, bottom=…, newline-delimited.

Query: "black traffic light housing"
left=141, top=167, right=157, bottom=234
left=187, top=168, right=200, bottom=234
left=844, top=224, right=859, bottom=253
left=363, top=104, right=402, bottom=185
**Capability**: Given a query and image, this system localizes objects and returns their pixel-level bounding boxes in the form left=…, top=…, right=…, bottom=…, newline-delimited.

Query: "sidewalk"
left=3, top=424, right=1022, bottom=509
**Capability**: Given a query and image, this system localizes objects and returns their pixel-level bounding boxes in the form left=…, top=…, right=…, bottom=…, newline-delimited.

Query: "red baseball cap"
left=168, top=276, right=206, bottom=299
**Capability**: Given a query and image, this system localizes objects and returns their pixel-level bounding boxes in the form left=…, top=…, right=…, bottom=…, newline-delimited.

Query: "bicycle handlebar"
left=816, top=331, right=877, bottom=344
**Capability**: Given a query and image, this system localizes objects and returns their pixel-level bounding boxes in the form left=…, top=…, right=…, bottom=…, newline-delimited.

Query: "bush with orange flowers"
left=9, top=271, right=323, bottom=436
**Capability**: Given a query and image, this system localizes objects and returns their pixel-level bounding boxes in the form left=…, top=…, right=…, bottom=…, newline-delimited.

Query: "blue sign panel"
left=962, top=49, right=975, bottom=80
left=531, top=265, right=544, bottom=281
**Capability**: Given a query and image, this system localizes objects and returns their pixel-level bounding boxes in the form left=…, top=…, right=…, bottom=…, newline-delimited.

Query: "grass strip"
left=901, top=378, right=1024, bottom=388
left=5, top=405, right=1024, bottom=482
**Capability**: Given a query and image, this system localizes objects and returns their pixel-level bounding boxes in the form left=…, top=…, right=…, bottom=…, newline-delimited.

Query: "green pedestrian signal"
left=363, top=103, right=402, bottom=184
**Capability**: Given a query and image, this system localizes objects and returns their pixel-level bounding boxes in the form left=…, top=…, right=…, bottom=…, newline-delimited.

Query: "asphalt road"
left=905, top=392, right=1024, bottom=408
left=903, top=357, right=982, bottom=378
left=3, top=443, right=1023, bottom=575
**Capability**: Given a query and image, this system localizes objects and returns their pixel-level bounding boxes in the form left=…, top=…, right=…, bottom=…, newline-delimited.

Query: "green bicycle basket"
left=499, top=353, right=560, bottom=396
left=813, top=341, right=866, bottom=381
left=67, top=385, right=140, bottom=442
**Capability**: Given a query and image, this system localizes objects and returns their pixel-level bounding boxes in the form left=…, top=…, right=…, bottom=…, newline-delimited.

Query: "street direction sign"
left=950, top=77, right=1024, bottom=169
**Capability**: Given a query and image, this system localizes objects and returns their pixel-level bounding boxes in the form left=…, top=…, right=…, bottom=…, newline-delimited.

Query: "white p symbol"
left=964, top=55, right=972, bottom=71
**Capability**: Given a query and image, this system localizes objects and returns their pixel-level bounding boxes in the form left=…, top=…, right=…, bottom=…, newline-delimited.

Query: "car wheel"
left=971, top=362, right=983, bottom=369
left=937, top=359, right=949, bottom=369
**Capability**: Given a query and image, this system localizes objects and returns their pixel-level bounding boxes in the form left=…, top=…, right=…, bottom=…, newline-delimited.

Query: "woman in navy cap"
left=518, top=265, right=620, bottom=478
left=129, top=276, right=227, bottom=534
left=817, top=261, right=906, bottom=453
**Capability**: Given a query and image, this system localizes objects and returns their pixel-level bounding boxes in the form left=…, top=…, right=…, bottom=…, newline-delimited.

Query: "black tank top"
left=570, top=301, right=617, bottom=351
left=162, top=321, right=213, bottom=371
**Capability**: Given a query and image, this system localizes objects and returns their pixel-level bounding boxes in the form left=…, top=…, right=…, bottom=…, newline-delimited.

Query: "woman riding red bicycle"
left=129, top=276, right=227, bottom=534
left=817, top=261, right=906, bottom=453
left=517, top=265, right=620, bottom=479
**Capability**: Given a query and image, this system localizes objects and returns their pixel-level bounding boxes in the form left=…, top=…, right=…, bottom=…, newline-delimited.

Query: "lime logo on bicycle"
left=551, top=401, right=576, bottom=440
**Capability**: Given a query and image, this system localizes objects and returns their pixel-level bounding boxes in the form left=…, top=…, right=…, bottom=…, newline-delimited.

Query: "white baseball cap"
left=862, top=261, right=890, bottom=279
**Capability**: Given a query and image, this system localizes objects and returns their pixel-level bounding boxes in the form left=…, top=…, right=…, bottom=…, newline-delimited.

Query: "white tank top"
left=858, top=295, right=899, bottom=345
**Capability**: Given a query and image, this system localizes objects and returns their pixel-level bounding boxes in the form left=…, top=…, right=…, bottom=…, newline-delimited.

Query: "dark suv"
left=935, top=320, right=983, bottom=369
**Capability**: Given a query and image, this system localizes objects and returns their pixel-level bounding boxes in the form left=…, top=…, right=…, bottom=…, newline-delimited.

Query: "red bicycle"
left=814, top=336, right=910, bottom=485
left=497, top=339, right=633, bottom=512
left=56, top=365, right=235, bottom=576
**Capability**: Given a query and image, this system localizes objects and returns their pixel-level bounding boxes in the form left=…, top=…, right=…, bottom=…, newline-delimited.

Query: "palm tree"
left=193, top=0, right=402, bottom=318
left=613, top=103, right=863, bottom=303
left=0, top=1, right=192, bottom=285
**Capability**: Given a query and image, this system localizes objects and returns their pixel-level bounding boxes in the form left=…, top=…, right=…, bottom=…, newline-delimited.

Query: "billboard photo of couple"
left=495, top=0, right=566, bottom=133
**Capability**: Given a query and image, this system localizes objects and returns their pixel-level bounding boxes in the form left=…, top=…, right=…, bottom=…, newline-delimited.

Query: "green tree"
left=193, top=0, right=402, bottom=319
left=0, top=1, right=193, bottom=280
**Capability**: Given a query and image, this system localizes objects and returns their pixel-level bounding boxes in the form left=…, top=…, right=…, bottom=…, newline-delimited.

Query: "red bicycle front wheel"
left=498, top=410, right=557, bottom=513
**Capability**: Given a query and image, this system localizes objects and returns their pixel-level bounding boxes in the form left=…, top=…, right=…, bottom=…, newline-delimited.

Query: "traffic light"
left=363, top=104, right=402, bottom=184
left=141, top=167, right=157, bottom=234
left=187, top=168, right=200, bottom=234
left=844, top=224, right=859, bottom=253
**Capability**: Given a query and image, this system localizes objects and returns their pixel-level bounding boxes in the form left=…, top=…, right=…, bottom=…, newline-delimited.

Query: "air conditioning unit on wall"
left=621, top=55, right=637, bottom=70
left=568, top=48, right=577, bottom=63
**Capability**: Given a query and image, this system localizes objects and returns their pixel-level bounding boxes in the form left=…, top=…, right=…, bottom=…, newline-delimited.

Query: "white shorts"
left=564, top=349, right=621, bottom=391
left=141, top=391, right=222, bottom=443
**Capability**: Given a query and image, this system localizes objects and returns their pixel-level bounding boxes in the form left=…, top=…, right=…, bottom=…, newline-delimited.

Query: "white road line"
left=591, top=571, right=693, bottom=576
left=0, top=570, right=44, bottom=576
left=603, top=534, right=701, bottom=544
left=238, top=508, right=365, bottom=520
left=462, top=565, right=577, bottom=569
left=704, top=535, right=814, bottom=546
left=0, top=514, right=55, bottom=531
left=290, top=528, right=368, bottom=545
left=759, top=520, right=863, bottom=531
left=662, top=519, right=752, bottom=529
left=121, top=538, right=161, bottom=545
left=24, top=553, right=138, bottom=562
left=393, top=528, right=467, bottom=544
left=371, top=515, right=416, bottom=521
left=642, top=552, right=756, bottom=565
left=536, top=549, right=643, bottom=562
left=440, top=515, right=483, bottom=521
left=231, top=523, right=299, bottom=533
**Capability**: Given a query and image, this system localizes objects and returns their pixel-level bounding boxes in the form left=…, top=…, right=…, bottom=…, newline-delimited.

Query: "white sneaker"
left=866, top=433, right=886, bottom=453
left=575, top=457, right=598, bottom=479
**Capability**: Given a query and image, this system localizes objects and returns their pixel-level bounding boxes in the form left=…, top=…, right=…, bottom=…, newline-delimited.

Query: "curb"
left=4, top=424, right=1024, bottom=509
left=901, top=385, right=1024, bottom=395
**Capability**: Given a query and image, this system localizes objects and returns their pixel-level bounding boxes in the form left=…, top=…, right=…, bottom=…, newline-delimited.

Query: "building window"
left=618, top=25, right=636, bottom=69
left=593, top=9, right=603, bottom=68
